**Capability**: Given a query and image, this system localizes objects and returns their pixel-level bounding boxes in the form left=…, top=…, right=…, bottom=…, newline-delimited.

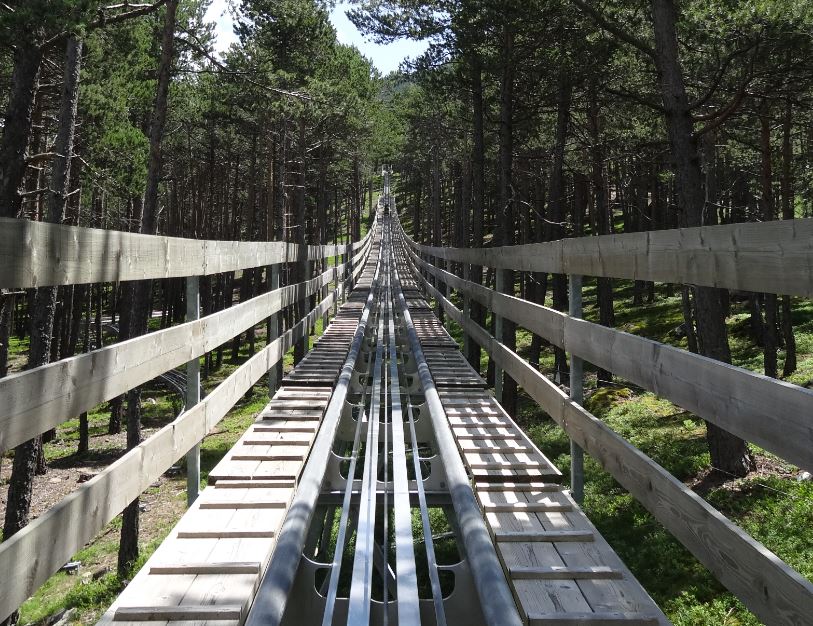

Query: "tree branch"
left=176, top=30, right=313, bottom=102
left=42, top=0, right=168, bottom=50
left=569, top=0, right=655, bottom=59
left=604, top=85, right=665, bottom=112
left=689, top=41, right=758, bottom=111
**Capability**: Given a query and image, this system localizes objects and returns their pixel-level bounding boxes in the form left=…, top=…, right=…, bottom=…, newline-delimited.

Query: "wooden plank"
left=408, top=218, right=813, bottom=296
left=495, top=530, right=594, bottom=542
left=176, top=530, right=275, bottom=539
left=251, top=424, right=317, bottom=433
left=241, top=438, right=312, bottom=446
left=149, top=562, right=260, bottom=575
left=510, top=566, right=622, bottom=580
left=528, top=613, right=660, bottom=625
left=474, top=482, right=561, bottom=492
left=421, top=277, right=813, bottom=626
left=467, top=461, right=555, bottom=470
left=113, top=605, right=242, bottom=621
left=213, top=480, right=296, bottom=489
left=230, top=453, right=306, bottom=462
left=482, top=502, right=572, bottom=513
left=0, top=216, right=364, bottom=288
left=198, top=501, right=287, bottom=509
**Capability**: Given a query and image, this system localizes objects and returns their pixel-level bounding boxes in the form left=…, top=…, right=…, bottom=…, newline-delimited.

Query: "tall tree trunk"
left=548, top=72, right=571, bottom=385
left=466, top=53, right=486, bottom=372
left=494, top=21, right=517, bottom=416
left=118, top=0, right=178, bottom=577
left=650, top=0, right=753, bottom=476
left=0, top=39, right=43, bottom=219
left=430, top=145, right=444, bottom=323
left=0, top=295, right=11, bottom=377
left=588, top=80, right=614, bottom=385
left=3, top=37, right=82, bottom=552
left=293, top=118, right=308, bottom=364
left=780, top=98, right=796, bottom=376
left=759, top=109, right=778, bottom=379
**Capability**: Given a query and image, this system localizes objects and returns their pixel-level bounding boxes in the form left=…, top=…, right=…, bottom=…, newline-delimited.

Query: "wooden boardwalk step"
left=253, top=424, right=318, bottom=433
left=467, top=461, right=556, bottom=470
left=176, top=529, right=275, bottom=539
left=474, top=482, right=560, bottom=492
left=198, top=501, right=288, bottom=509
left=149, top=562, right=261, bottom=575
left=242, top=438, right=313, bottom=446
left=230, top=452, right=307, bottom=461
left=213, top=479, right=296, bottom=489
left=494, top=530, right=594, bottom=542
left=482, top=501, right=572, bottom=512
left=527, top=613, right=660, bottom=625
left=114, top=605, right=243, bottom=621
left=510, top=565, right=622, bottom=580
left=462, top=444, right=534, bottom=453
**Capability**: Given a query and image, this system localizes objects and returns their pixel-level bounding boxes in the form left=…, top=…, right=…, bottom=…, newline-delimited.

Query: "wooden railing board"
left=0, top=285, right=342, bottom=622
left=408, top=253, right=813, bottom=626
left=407, top=218, right=813, bottom=297
left=0, top=263, right=348, bottom=453
left=0, top=217, right=372, bottom=288
left=409, top=248, right=813, bottom=472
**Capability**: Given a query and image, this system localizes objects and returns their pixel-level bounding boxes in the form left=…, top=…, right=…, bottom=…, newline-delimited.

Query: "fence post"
left=268, top=263, right=280, bottom=396
left=568, top=274, right=584, bottom=503
left=185, top=275, right=201, bottom=506
left=494, top=268, right=504, bottom=403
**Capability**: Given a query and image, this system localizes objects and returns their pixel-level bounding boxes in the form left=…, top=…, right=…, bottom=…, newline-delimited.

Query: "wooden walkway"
left=99, top=216, right=667, bottom=625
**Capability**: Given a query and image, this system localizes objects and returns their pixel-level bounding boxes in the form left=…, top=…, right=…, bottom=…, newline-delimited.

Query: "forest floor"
left=441, top=279, right=813, bottom=626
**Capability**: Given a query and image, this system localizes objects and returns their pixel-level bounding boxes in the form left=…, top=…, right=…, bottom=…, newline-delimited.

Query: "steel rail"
left=385, top=229, right=421, bottom=625
left=391, top=224, right=524, bottom=626
left=407, top=394, right=446, bottom=626
left=244, top=231, right=382, bottom=626
left=320, top=398, right=367, bottom=625
left=347, top=294, right=385, bottom=623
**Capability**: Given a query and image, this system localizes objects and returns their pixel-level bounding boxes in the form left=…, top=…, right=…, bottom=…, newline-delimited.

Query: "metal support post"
left=494, top=268, right=505, bottom=403
left=185, top=275, right=201, bottom=506
left=332, top=260, right=339, bottom=317
left=347, top=249, right=354, bottom=295
left=306, top=259, right=313, bottom=355
left=568, top=274, right=584, bottom=503
left=268, top=263, right=280, bottom=396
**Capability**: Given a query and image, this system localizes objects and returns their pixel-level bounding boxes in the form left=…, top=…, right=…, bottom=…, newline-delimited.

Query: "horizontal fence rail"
left=0, top=218, right=376, bottom=622
left=0, top=216, right=372, bottom=288
left=0, top=262, right=346, bottom=452
left=407, top=247, right=813, bottom=472
left=399, top=234, right=813, bottom=626
left=408, top=219, right=813, bottom=297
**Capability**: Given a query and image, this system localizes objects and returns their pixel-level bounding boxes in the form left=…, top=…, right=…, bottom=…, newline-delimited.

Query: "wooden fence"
left=0, top=218, right=375, bottom=621
left=399, top=219, right=813, bottom=626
